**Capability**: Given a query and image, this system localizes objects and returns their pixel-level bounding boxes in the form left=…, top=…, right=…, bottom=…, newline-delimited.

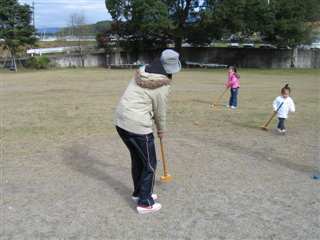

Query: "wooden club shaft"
left=262, top=102, right=284, bottom=129
left=159, top=138, right=169, bottom=176
left=213, top=88, right=228, bottom=106
left=262, top=111, right=277, bottom=128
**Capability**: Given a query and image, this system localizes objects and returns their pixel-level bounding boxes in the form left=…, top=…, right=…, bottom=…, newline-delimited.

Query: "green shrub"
left=26, top=56, right=50, bottom=69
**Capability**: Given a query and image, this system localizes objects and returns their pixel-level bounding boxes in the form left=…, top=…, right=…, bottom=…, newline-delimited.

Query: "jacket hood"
left=135, top=68, right=171, bottom=90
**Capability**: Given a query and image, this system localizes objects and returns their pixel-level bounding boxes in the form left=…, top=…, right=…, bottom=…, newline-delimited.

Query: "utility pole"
left=32, top=1, right=36, bottom=29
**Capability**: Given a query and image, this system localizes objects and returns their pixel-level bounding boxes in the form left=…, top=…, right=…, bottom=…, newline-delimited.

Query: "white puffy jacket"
left=115, top=67, right=171, bottom=134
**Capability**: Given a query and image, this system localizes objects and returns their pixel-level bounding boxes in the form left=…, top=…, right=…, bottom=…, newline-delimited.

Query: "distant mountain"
left=37, top=27, right=61, bottom=34
left=36, top=20, right=112, bottom=37
left=58, top=20, right=112, bottom=36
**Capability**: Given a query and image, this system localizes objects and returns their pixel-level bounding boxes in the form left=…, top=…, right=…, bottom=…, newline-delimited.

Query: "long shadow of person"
left=217, top=140, right=315, bottom=174
left=191, top=99, right=213, bottom=105
left=62, top=143, right=136, bottom=211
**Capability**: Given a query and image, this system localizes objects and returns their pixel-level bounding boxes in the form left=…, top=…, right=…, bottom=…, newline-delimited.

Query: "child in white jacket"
left=273, top=84, right=295, bottom=133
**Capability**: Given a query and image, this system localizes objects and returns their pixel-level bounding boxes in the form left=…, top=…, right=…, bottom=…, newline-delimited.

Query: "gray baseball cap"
left=160, top=49, right=182, bottom=74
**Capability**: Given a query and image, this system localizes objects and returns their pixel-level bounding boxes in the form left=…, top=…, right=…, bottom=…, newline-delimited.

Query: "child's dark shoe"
left=132, top=194, right=158, bottom=204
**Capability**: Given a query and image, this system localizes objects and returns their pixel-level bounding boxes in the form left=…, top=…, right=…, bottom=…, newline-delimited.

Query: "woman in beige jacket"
left=115, top=49, right=181, bottom=214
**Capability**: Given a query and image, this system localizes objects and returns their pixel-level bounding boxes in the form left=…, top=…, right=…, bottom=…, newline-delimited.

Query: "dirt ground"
left=1, top=68, right=319, bottom=240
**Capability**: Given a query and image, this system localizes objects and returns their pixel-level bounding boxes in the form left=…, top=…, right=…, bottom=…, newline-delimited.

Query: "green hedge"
left=25, top=56, right=51, bottom=69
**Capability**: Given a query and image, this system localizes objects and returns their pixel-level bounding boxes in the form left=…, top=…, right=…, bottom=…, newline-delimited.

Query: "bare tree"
left=68, top=13, right=89, bottom=67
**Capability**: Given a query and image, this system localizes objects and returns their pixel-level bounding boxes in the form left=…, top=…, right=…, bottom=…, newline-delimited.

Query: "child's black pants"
left=277, top=118, right=286, bottom=130
left=116, top=126, right=157, bottom=206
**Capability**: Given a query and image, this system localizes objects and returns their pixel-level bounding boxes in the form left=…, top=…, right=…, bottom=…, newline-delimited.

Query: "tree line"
left=104, top=0, right=320, bottom=51
left=1, top=0, right=319, bottom=71
left=0, top=0, right=36, bottom=71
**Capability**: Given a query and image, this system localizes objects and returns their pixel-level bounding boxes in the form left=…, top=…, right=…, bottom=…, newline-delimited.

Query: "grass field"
left=1, top=68, right=319, bottom=239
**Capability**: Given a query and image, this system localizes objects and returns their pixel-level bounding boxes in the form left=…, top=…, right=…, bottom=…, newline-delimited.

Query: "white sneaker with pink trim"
left=137, top=203, right=162, bottom=214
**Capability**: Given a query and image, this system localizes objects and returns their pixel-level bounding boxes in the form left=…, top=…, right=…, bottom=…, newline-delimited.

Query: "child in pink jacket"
left=225, top=66, right=240, bottom=109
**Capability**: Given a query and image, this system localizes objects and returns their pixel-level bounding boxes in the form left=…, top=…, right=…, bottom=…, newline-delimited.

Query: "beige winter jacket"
left=115, top=67, right=171, bottom=135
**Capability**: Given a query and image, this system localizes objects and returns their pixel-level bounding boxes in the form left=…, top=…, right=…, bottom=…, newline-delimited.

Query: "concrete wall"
left=181, top=47, right=319, bottom=68
left=50, top=53, right=106, bottom=68
left=181, top=47, right=292, bottom=68
left=296, top=49, right=320, bottom=68
left=47, top=48, right=320, bottom=69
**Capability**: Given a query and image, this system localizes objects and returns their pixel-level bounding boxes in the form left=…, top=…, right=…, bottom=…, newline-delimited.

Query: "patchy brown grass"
left=1, top=68, right=319, bottom=239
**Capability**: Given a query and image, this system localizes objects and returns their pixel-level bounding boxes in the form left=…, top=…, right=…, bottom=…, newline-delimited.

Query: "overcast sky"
left=19, top=0, right=111, bottom=28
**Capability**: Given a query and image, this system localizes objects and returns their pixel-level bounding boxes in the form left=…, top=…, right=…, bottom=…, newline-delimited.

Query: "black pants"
left=116, top=126, right=157, bottom=206
left=277, top=118, right=286, bottom=130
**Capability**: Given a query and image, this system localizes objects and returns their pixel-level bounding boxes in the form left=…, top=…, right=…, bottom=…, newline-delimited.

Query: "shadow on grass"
left=62, top=143, right=136, bottom=211
left=218, top=140, right=315, bottom=174
left=192, top=99, right=213, bottom=105
left=226, top=118, right=263, bottom=130
left=183, top=131, right=315, bottom=174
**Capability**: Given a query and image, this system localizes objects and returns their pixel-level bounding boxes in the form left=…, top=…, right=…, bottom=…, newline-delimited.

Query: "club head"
left=261, top=126, right=269, bottom=131
left=160, top=174, right=172, bottom=183
left=211, top=104, right=223, bottom=109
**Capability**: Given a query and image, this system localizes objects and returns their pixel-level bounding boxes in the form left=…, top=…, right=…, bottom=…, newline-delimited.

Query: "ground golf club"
left=261, top=102, right=284, bottom=131
left=159, top=138, right=172, bottom=183
left=212, top=87, right=228, bottom=108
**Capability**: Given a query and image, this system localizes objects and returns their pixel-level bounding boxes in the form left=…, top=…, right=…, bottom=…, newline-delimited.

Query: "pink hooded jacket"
left=226, top=73, right=240, bottom=89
